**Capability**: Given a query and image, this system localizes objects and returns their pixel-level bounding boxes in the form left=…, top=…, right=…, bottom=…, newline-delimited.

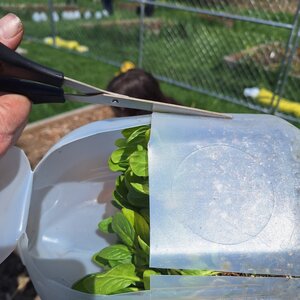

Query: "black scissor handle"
left=0, top=77, right=65, bottom=104
left=0, top=42, right=64, bottom=87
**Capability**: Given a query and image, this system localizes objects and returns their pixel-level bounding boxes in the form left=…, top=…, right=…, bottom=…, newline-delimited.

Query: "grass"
left=14, top=5, right=299, bottom=105
left=4, top=1, right=299, bottom=123
left=21, top=40, right=254, bottom=123
left=20, top=14, right=296, bottom=104
left=21, top=40, right=117, bottom=122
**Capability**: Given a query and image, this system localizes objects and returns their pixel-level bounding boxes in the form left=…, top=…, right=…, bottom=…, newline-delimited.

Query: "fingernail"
left=0, top=13, right=22, bottom=39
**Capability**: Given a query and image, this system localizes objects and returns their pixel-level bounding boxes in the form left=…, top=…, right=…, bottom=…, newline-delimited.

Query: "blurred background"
left=2, top=0, right=300, bottom=124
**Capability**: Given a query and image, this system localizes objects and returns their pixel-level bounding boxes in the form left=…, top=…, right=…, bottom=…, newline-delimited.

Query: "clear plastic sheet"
left=150, top=275, right=300, bottom=299
left=149, top=113, right=300, bottom=275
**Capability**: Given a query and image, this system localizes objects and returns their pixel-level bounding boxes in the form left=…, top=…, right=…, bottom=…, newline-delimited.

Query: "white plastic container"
left=1, top=113, right=300, bottom=299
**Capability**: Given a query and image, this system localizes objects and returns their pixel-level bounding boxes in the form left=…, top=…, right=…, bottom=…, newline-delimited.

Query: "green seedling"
left=72, top=125, right=218, bottom=295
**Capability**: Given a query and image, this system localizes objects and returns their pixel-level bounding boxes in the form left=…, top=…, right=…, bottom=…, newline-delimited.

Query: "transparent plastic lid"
left=149, top=113, right=300, bottom=275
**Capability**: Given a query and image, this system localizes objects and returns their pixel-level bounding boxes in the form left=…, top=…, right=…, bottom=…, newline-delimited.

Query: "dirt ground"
left=17, top=104, right=115, bottom=168
left=1, top=105, right=115, bottom=300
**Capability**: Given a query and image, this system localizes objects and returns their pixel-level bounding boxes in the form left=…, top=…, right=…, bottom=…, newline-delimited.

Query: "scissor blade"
left=64, top=76, right=230, bottom=118
left=66, top=92, right=231, bottom=119
left=63, top=76, right=107, bottom=93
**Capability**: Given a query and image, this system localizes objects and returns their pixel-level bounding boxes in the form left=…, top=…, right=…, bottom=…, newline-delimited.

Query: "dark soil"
left=18, top=104, right=115, bottom=168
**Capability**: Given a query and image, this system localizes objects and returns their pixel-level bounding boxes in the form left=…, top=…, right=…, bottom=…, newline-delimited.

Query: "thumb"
left=0, top=13, right=23, bottom=50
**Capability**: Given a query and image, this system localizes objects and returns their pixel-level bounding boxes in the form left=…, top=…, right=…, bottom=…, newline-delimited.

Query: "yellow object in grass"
left=65, top=40, right=80, bottom=50
left=244, top=87, right=300, bottom=117
left=43, top=36, right=89, bottom=53
left=76, top=45, right=89, bottom=53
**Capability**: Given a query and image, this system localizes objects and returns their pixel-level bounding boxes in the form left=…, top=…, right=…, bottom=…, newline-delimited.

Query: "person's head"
left=107, top=68, right=177, bottom=116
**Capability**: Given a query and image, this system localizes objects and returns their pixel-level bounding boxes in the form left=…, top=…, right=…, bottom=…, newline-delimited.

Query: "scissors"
left=0, top=42, right=230, bottom=119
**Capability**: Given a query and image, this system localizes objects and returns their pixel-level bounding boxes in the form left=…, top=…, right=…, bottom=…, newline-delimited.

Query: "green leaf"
left=73, top=264, right=141, bottom=295
left=134, top=213, right=150, bottom=245
left=137, top=144, right=144, bottom=151
left=137, top=236, right=150, bottom=255
left=112, top=176, right=134, bottom=209
left=145, top=129, right=151, bottom=143
left=95, top=244, right=132, bottom=261
left=112, top=190, right=127, bottom=209
left=133, top=251, right=148, bottom=268
left=108, top=258, right=132, bottom=268
left=122, top=126, right=150, bottom=150
left=110, top=148, right=125, bottom=164
left=179, top=269, right=219, bottom=276
left=122, top=126, right=145, bottom=139
left=124, top=126, right=149, bottom=142
left=121, top=208, right=149, bottom=245
left=112, top=212, right=136, bottom=247
left=115, top=175, right=128, bottom=195
left=129, top=149, right=148, bottom=177
left=131, top=181, right=149, bottom=195
left=127, top=189, right=149, bottom=208
left=126, top=136, right=148, bottom=149
left=108, top=158, right=126, bottom=172
left=143, top=269, right=160, bottom=290
left=98, top=217, right=113, bottom=234
left=109, top=146, right=141, bottom=174
left=139, top=209, right=150, bottom=224
left=92, top=254, right=110, bottom=269
left=125, top=170, right=149, bottom=195
left=122, top=208, right=135, bottom=227
left=72, top=277, right=90, bottom=293
left=167, top=269, right=181, bottom=275
left=115, top=138, right=127, bottom=147
left=110, top=147, right=135, bottom=165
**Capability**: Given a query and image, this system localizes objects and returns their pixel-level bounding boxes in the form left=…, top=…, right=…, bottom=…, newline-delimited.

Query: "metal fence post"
left=271, top=2, right=300, bottom=115
left=138, top=0, right=146, bottom=68
left=48, top=0, right=57, bottom=47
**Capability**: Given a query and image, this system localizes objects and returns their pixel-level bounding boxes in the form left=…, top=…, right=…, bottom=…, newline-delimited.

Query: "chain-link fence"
left=2, top=0, right=300, bottom=122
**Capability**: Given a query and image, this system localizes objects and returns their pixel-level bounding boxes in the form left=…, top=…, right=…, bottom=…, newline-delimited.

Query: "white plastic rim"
left=0, top=147, right=32, bottom=264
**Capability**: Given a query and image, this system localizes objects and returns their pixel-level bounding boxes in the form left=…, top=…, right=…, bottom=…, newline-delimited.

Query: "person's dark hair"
left=107, top=68, right=177, bottom=116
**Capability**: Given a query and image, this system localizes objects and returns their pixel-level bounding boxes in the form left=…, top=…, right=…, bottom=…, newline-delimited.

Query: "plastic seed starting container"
left=1, top=112, right=300, bottom=299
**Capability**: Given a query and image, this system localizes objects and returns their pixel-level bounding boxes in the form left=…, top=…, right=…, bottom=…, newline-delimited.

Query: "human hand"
left=0, top=14, right=31, bottom=156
